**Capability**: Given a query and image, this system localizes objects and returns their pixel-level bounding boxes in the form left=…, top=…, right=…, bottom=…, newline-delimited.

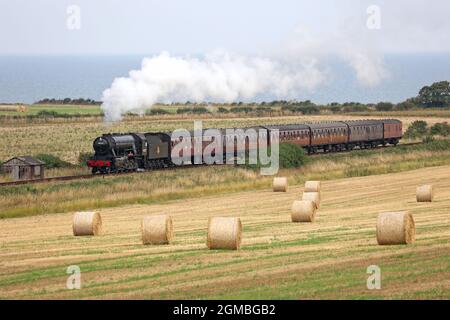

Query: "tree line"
left=35, top=98, right=101, bottom=105
left=33, top=80, right=450, bottom=113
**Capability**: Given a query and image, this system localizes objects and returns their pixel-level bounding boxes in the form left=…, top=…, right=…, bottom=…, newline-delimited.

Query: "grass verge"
left=0, top=141, right=449, bottom=219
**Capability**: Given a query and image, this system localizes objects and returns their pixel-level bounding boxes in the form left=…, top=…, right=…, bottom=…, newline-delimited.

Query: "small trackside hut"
left=1, top=156, right=45, bottom=181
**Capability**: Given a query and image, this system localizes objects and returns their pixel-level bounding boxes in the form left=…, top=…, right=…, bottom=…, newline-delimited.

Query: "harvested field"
left=0, top=165, right=449, bottom=299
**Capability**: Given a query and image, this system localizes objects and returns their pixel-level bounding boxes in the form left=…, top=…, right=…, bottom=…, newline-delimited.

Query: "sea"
left=0, top=53, right=449, bottom=104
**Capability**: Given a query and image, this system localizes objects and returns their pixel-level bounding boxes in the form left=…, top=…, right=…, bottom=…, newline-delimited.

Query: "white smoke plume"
left=286, top=24, right=388, bottom=89
left=101, top=51, right=325, bottom=122
left=101, top=20, right=389, bottom=122
left=341, top=50, right=387, bottom=87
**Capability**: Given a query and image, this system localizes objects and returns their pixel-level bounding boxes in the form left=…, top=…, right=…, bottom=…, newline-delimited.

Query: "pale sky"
left=1, top=0, right=450, bottom=55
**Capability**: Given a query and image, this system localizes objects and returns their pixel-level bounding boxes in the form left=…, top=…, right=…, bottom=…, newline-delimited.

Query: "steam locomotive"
left=87, top=119, right=402, bottom=174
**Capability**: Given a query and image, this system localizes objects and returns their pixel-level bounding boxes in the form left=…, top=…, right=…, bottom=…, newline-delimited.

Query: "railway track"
left=0, top=163, right=229, bottom=187
left=0, top=142, right=423, bottom=187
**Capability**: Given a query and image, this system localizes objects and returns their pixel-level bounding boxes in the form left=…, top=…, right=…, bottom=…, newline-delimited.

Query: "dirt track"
left=0, top=166, right=449, bottom=299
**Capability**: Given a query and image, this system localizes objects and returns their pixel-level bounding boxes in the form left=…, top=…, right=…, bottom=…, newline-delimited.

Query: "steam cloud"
left=101, top=51, right=325, bottom=122
left=101, top=26, right=388, bottom=122
left=102, top=48, right=387, bottom=122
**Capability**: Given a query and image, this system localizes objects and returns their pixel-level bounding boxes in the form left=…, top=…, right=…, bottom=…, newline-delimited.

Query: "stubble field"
left=0, top=165, right=448, bottom=299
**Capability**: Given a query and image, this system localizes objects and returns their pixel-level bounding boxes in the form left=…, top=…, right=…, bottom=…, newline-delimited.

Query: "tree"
left=404, top=120, right=428, bottom=139
left=375, top=102, right=394, bottom=111
left=217, top=107, right=229, bottom=113
left=395, top=100, right=417, bottom=110
left=417, top=81, right=450, bottom=108
left=430, top=122, right=450, bottom=137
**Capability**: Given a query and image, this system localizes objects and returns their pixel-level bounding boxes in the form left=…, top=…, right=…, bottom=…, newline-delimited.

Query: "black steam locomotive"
left=87, top=119, right=403, bottom=174
left=87, top=133, right=172, bottom=174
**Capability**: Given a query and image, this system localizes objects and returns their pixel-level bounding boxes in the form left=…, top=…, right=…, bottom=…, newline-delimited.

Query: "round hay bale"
left=207, top=217, right=242, bottom=250
left=376, top=212, right=415, bottom=245
left=142, top=215, right=173, bottom=245
left=302, top=192, right=321, bottom=209
left=291, top=200, right=316, bottom=222
left=73, top=212, right=102, bottom=236
left=273, top=177, right=288, bottom=192
left=416, top=185, right=433, bottom=202
left=304, top=181, right=321, bottom=193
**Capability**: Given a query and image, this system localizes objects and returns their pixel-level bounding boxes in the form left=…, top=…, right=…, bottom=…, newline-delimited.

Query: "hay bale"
left=73, top=212, right=102, bottom=236
left=273, top=177, right=288, bottom=192
left=304, top=181, right=321, bottom=193
left=416, top=185, right=433, bottom=202
left=376, top=212, right=415, bottom=245
left=142, top=215, right=173, bottom=245
left=302, top=192, right=321, bottom=209
left=207, top=217, right=242, bottom=250
left=291, top=200, right=316, bottom=222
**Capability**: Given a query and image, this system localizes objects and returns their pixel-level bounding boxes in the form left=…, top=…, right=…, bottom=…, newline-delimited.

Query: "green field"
left=0, top=104, right=102, bottom=116
left=2, top=103, right=450, bottom=118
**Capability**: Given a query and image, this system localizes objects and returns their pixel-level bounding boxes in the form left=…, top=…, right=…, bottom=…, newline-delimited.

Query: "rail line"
left=0, top=141, right=423, bottom=187
left=0, top=163, right=229, bottom=187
